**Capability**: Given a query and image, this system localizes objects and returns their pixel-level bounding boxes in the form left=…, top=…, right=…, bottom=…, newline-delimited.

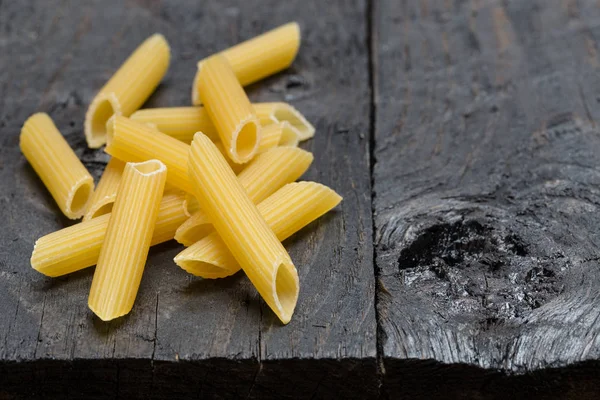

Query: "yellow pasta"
left=175, top=182, right=341, bottom=279
left=106, top=116, right=192, bottom=193
left=215, top=142, right=245, bottom=175
left=182, top=193, right=200, bottom=218
left=127, top=103, right=309, bottom=144
left=278, top=121, right=300, bottom=147
left=197, top=54, right=261, bottom=164
left=254, top=102, right=315, bottom=141
left=85, top=34, right=170, bottom=148
left=83, top=158, right=125, bottom=220
left=188, top=133, right=298, bottom=324
left=130, top=107, right=219, bottom=144
left=20, top=113, right=94, bottom=219
left=175, top=147, right=313, bottom=246
left=31, top=191, right=187, bottom=277
left=192, top=23, right=300, bottom=104
left=175, top=211, right=212, bottom=247
left=256, top=123, right=284, bottom=153
left=88, top=160, right=167, bottom=321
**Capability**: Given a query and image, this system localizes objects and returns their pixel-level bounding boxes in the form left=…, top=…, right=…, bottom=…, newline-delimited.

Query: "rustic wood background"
left=1, top=0, right=599, bottom=398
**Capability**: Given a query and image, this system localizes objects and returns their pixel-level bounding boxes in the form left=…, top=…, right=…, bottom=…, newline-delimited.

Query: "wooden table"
left=1, top=0, right=599, bottom=398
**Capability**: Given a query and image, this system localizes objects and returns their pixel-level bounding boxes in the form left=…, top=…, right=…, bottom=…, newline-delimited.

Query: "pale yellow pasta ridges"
left=223, top=23, right=300, bottom=86
left=175, top=147, right=313, bottom=245
left=106, top=116, right=192, bottom=193
left=31, top=191, right=186, bottom=278
left=130, top=107, right=219, bottom=143
left=88, top=160, right=167, bottom=321
left=20, top=113, right=94, bottom=219
left=175, top=182, right=342, bottom=279
left=253, top=103, right=315, bottom=141
left=256, top=123, right=283, bottom=153
left=188, top=133, right=298, bottom=323
left=127, top=103, right=311, bottom=145
left=214, top=142, right=245, bottom=175
left=198, top=55, right=260, bottom=163
left=238, top=147, right=313, bottom=203
left=182, top=193, right=200, bottom=218
left=278, top=121, right=299, bottom=147
left=85, top=34, right=170, bottom=148
left=84, top=158, right=125, bottom=220
left=173, top=211, right=212, bottom=246
left=192, top=23, right=300, bottom=104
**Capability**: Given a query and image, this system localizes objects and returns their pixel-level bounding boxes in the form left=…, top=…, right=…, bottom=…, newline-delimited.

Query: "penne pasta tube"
left=106, top=116, right=192, bottom=193
left=192, top=23, right=300, bottom=104
left=175, top=182, right=342, bottom=279
left=83, top=158, right=125, bottom=220
left=130, top=107, right=219, bottom=144
left=197, top=54, right=261, bottom=164
left=182, top=193, right=201, bottom=218
left=188, top=133, right=299, bottom=324
left=20, top=113, right=94, bottom=219
left=176, top=147, right=313, bottom=245
left=88, top=160, right=167, bottom=321
left=254, top=102, right=315, bottom=141
left=127, top=103, right=312, bottom=144
left=31, top=191, right=188, bottom=278
left=278, top=121, right=300, bottom=147
left=256, top=123, right=284, bottom=153
left=215, top=142, right=245, bottom=175
left=85, top=34, right=170, bottom=148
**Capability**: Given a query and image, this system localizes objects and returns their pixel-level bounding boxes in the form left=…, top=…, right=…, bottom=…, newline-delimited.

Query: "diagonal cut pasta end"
left=272, top=257, right=299, bottom=324
left=174, top=212, right=213, bottom=246
left=278, top=121, right=300, bottom=147
left=66, top=176, right=94, bottom=219
left=85, top=92, right=121, bottom=148
left=191, top=66, right=202, bottom=105
left=83, top=195, right=115, bottom=221
left=230, top=116, right=261, bottom=164
left=271, top=103, right=315, bottom=141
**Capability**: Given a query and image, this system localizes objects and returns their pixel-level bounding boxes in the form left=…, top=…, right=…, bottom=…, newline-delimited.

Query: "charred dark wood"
left=373, top=0, right=600, bottom=397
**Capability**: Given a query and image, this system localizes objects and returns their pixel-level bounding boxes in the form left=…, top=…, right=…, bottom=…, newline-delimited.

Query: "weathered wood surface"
left=0, top=0, right=376, bottom=398
left=4, top=0, right=600, bottom=398
left=373, top=0, right=600, bottom=397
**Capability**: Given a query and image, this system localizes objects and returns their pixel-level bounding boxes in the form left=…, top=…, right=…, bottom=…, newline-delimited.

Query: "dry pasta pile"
left=22, top=23, right=342, bottom=324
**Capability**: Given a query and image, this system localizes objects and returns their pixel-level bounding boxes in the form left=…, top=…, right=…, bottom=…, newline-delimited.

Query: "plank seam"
left=366, top=0, right=384, bottom=393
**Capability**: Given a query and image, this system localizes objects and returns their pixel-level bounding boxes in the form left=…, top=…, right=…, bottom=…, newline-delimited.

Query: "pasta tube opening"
left=182, top=194, right=200, bottom=217
left=20, top=113, right=95, bottom=219
left=84, top=158, right=125, bottom=221
left=235, top=119, right=260, bottom=160
left=89, top=202, right=113, bottom=218
left=174, top=217, right=212, bottom=246
left=272, top=104, right=315, bottom=141
left=85, top=34, right=170, bottom=148
left=88, top=159, right=167, bottom=321
left=274, top=259, right=299, bottom=324
left=69, top=180, right=94, bottom=215
left=278, top=121, right=299, bottom=147
left=133, top=159, right=164, bottom=175
left=177, top=259, right=234, bottom=279
left=86, top=94, right=120, bottom=148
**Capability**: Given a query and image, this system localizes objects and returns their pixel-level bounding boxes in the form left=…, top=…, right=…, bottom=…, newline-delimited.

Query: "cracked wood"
left=373, top=0, right=600, bottom=397
left=0, top=0, right=377, bottom=398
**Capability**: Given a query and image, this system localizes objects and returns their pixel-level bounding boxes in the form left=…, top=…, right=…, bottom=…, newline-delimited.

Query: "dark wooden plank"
left=0, top=0, right=377, bottom=398
left=373, top=0, right=600, bottom=395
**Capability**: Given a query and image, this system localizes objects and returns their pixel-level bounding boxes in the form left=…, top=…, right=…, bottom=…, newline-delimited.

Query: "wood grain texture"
left=0, top=0, right=376, bottom=398
left=5, top=0, right=600, bottom=397
left=373, top=0, right=600, bottom=396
